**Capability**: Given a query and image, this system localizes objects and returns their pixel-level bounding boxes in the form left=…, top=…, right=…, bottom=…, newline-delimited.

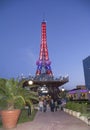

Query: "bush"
left=66, top=101, right=88, bottom=113
left=18, top=109, right=37, bottom=123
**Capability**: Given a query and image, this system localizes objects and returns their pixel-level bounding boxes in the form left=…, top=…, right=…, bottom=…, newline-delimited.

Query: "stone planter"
left=1, top=109, right=21, bottom=129
left=65, top=108, right=69, bottom=113
left=72, top=111, right=76, bottom=116
left=64, top=108, right=90, bottom=125
left=75, top=112, right=81, bottom=118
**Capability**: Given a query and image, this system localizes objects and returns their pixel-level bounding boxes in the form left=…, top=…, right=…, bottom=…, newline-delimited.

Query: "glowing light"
left=28, top=80, right=33, bottom=85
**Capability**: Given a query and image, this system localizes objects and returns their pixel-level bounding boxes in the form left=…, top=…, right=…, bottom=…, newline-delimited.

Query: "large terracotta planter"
left=1, top=109, right=21, bottom=129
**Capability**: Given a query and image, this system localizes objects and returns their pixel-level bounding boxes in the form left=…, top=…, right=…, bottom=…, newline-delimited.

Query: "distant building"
left=67, top=85, right=89, bottom=100
left=83, top=56, right=90, bottom=90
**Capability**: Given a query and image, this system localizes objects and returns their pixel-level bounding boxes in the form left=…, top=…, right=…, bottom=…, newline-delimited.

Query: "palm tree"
left=0, top=78, right=39, bottom=129
left=0, top=78, right=38, bottom=111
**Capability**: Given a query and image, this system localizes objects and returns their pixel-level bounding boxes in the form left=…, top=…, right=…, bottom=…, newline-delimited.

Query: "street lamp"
left=28, top=80, right=33, bottom=85
left=62, top=87, right=65, bottom=92
left=61, top=87, right=66, bottom=99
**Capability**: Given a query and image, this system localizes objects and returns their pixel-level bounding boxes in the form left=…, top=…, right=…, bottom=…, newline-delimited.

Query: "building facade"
left=67, top=85, right=89, bottom=100
left=83, top=56, right=90, bottom=90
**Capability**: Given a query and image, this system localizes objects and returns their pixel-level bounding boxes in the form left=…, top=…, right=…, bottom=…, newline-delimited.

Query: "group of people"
left=38, top=98, right=66, bottom=112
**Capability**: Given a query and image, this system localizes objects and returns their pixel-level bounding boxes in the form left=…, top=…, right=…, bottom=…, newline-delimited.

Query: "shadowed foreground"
left=0, top=110, right=90, bottom=130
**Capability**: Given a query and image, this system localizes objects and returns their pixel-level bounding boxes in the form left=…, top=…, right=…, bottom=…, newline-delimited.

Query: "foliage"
left=0, top=78, right=39, bottom=112
left=18, top=109, right=37, bottom=123
left=65, top=101, right=88, bottom=113
left=58, top=90, right=67, bottom=99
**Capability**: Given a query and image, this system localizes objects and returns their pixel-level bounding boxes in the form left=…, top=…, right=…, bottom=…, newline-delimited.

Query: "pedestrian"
left=50, top=99, right=55, bottom=112
left=39, top=99, right=43, bottom=112
left=43, top=99, right=47, bottom=112
left=55, top=100, right=58, bottom=111
left=57, top=98, right=62, bottom=110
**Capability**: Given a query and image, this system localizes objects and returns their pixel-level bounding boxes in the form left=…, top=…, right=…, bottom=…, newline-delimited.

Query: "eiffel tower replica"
left=35, top=20, right=53, bottom=80
left=23, top=20, right=69, bottom=99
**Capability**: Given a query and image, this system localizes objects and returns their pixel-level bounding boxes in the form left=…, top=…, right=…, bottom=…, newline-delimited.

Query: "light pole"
left=61, top=87, right=66, bottom=99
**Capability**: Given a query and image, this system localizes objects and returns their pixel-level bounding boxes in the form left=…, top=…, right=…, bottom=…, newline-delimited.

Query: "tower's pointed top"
left=42, top=12, right=46, bottom=23
left=42, top=19, right=45, bottom=22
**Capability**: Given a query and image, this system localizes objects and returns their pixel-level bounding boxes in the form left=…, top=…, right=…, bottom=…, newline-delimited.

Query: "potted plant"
left=0, top=78, right=38, bottom=129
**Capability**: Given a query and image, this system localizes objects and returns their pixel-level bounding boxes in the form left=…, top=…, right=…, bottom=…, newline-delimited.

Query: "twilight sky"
left=0, top=0, right=90, bottom=90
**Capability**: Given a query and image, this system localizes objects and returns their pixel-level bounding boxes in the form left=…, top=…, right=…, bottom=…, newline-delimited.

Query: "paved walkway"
left=0, top=110, right=90, bottom=130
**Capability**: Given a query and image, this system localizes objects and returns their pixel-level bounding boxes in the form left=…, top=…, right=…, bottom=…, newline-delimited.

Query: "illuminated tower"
left=36, top=20, right=53, bottom=76
left=23, top=20, right=69, bottom=99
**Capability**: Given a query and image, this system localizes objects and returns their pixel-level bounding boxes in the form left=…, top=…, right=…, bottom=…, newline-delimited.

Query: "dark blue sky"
left=0, top=0, right=90, bottom=89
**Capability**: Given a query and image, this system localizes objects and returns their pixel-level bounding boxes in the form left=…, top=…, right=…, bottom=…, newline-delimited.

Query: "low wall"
left=63, top=108, right=90, bottom=125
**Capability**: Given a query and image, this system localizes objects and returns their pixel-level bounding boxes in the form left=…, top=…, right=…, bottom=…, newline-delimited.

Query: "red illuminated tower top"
left=36, top=20, right=53, bottom=76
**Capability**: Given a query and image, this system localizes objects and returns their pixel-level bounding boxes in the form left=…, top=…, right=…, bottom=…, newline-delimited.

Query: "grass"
left=81, top=112, right=90, bottom=118
left=0, top=109, right=37, bottom=128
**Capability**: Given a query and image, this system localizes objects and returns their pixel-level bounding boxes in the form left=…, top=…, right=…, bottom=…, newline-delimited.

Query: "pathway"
left=0, top=110, right=90, bottom=130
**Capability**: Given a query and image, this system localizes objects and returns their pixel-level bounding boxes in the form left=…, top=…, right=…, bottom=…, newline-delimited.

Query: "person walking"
left=43, top=99, right=47, bottom=112
left=55, top=100, right=58, bottom=111
left=50, top=99, right=55, bottom=112
left=39, top=99, right=43, bottom=112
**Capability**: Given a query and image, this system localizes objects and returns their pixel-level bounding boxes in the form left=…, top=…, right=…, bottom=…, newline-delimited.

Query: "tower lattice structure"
left=36, top=21, right=53, bottom=76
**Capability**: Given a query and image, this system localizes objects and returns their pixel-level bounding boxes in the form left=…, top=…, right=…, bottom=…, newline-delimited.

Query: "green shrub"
left=18, top=109, right=37, bottom=123
left=66, top=101, right=88, bottom=114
